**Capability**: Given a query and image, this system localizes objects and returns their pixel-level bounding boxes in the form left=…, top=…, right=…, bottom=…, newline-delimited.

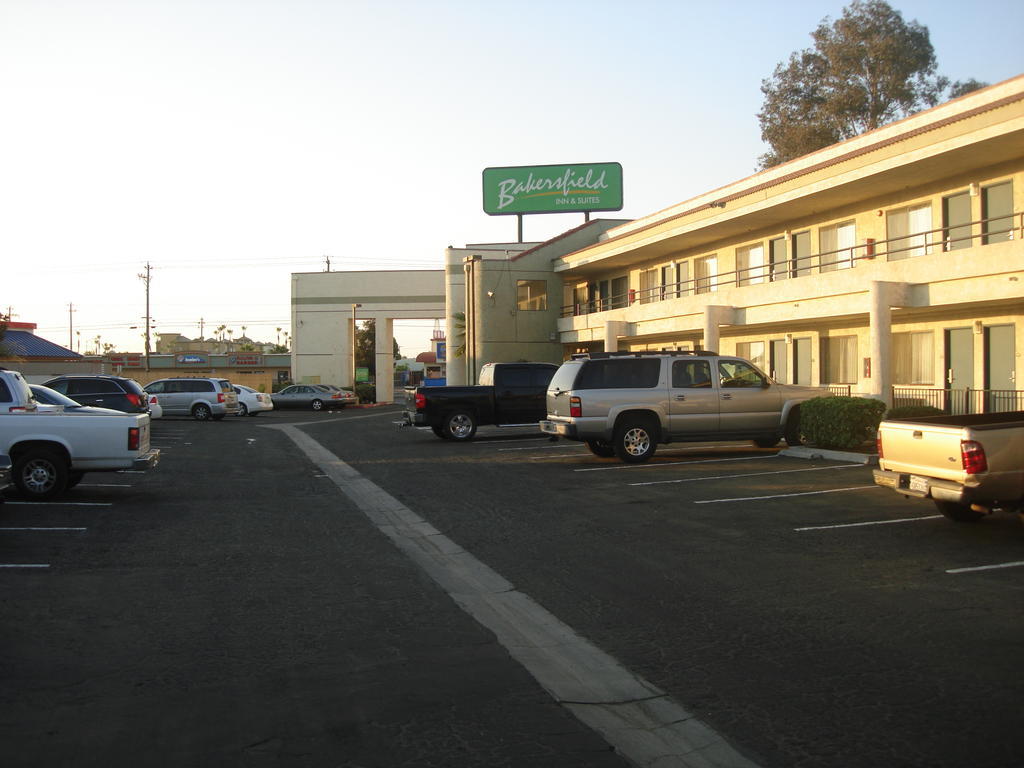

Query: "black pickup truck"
left=402, top=362, right=558, bottom=441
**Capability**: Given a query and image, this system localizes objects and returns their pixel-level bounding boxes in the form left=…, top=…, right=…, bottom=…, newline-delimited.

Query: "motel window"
left=893, top=331, right=935, bottom=385
left=695, top=255, right=718, bottom=294
left=982, top=181, right=1013, bottom=244
left=819, top=221, right=856, bottom=271
left=822, top=336, right=858, bottom=384
left=942, top=191, right=973, bottom=251
left=736, top=243, right=766, bottom=285
left=639, top=268, right=659, bottom=304
left=736, top=341, right=766, bottom=371
left=610, top=275, right=629, bottom=308
left=517, top=280, right=547, bottom=311
left=887, top=204, right=933, bottom=260
left=792, top=231, right=812, bottom=277
left=660, top=264, right=677, bottom=299
left=769, top=237, right=789, bottom=281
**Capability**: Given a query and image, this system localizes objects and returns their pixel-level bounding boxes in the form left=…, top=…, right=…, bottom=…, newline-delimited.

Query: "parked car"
left=42, top=374, right=149, bottom=414
left=540, top=350, right=826, bottom=463
left=874, top=410, right=1024, bottom=522
left=272, top=384, right=350, bottom=411
left=144, top=377, right=239, bottom=421
left=317, top=384, right=359, bottom=406
left=147, top=394, right=163, bottom=420
left=402, top=362, right=558, bottom=440
left=233, top=385, right=274, bottom=416
left=30, top=384, right=122, bottom=413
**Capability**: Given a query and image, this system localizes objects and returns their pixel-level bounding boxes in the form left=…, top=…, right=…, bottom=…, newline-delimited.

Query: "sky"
left=2, top=0, right=1022, bottom=359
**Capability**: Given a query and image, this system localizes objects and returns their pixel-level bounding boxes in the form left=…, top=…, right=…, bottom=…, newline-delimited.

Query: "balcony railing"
left=561, top=211, right=1021, bottom=318
left=892, top=387, right=1024, bottom=415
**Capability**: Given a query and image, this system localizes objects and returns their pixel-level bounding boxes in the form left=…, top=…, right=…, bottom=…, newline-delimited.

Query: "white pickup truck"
left=0, top=368, right=160, bottom=500
left=873, top=411, right=1024, bottom=522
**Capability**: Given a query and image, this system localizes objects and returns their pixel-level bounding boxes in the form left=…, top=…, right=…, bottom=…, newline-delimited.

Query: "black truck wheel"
left=442, top=410, right=477, bottom=441
left=13, top=448, right=69, bottom=501
left=585, top=439, right=616, bottom=457
left=431, top=425, right=449, bottom=439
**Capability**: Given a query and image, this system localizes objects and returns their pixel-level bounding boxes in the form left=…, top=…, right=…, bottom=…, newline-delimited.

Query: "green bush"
left=355, top=383, right=376, bottom=403
left=800, top=396, right=886, bottom=450
left=885, top=405, right=944, bottom=419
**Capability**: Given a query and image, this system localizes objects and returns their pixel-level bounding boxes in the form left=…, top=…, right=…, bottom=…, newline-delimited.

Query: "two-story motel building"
left=294, top=75, right=1022, bottom=409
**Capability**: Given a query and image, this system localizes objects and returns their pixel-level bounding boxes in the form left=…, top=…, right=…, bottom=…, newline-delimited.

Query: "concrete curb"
left=779, top=445, right=879, bottom=466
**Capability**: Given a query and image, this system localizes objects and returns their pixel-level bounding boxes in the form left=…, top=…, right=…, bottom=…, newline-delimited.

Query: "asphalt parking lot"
left=2, top=406, right=1022, bottom=767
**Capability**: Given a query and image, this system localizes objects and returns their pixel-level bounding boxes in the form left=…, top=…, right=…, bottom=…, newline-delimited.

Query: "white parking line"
left=577, top=453, right=783, bottom=472
left=795, top=514, right=941, bottom=531
left=0, top=527, right=87, bottom=532
left=79, top=483, right=131, bottom=488
left=0, top=564, right=50, bottom=569
left=947, top=561, right=1024, bottom=574
left=696, top=485, right=880, bottom=504
left=3, top=501, right=113, bottom=507
left=630, top=463, right=864, bottom=486
left=500, top=443, right=585, bottom=451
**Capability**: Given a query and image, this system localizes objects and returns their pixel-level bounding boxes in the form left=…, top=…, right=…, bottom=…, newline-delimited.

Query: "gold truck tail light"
left=569, top=396, right=582, bottom=418
left=876, top=430, right=884, bottom=459
left=961, top=440, right=988, bottom=474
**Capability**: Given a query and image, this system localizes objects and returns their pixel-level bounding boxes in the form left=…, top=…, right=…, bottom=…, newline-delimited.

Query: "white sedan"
left=147, top=394, right=163, bottom=419
left=233, top=385, right=274, bottom=416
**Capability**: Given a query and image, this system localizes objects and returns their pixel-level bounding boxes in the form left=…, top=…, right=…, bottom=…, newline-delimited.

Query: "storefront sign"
left=229, top=354, right=263, bottom=367
left=177, top=354, right=208, bottom=365
left=482, top=162, right=623, bottom=215
left=355, top=367, right=370, bottom=383
left=435, top=341, right=446, bottom=362
left=108, top=353, right=143, bottom=368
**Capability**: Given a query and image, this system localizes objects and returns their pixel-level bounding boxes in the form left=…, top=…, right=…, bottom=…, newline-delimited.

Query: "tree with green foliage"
left=354, top=319, right=401, bottom=378
left=757, top=0, right=986, bottom=168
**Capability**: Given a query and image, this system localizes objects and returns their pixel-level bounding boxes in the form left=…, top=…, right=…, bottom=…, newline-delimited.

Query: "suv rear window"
left=68, top=379, right=120, bottom=395
left=217, top=380, right=233, bottom=392
left=576, top=358, right=661, bottom=389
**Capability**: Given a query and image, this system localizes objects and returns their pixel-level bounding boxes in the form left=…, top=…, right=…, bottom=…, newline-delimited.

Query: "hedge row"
left=799, top=396, right=886, bottom=450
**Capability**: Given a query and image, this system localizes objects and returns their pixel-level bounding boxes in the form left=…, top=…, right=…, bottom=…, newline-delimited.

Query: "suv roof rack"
left=571, top=349, right=718, bottom=360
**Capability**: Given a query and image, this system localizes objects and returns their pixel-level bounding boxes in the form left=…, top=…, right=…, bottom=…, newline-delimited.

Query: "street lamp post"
left=351, top=303, right=362, bottom=390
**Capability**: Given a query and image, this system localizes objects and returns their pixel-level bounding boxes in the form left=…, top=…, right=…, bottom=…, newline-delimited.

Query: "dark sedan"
left=271, top=384, right=352, bottom=411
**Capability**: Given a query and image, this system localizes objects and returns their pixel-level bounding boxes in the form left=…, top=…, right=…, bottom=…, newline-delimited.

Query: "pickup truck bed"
left=873, top=411, right=1024, bottom=521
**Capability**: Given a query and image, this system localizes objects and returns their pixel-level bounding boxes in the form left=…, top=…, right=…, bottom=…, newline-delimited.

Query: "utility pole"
left=138, top=262, right=152, bottom=370
left=324, top=254, right=331, bottom=272
left=67, top=303, right=76, bottom=349
left=198, top=317, right=205, bottom=341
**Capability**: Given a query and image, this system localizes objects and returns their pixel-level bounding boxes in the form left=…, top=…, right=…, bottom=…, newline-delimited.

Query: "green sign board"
left=482, top=162, right=623, bottom=216
left=355, top=367, right=370, bottom=383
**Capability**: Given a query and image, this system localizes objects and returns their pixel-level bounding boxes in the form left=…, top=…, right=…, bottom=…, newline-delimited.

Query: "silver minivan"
left=144, top=378, right=239, bottom=421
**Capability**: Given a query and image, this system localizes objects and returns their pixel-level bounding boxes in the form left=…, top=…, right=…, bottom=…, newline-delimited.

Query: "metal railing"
left=892, top=387, right=1024, bottom=414
left=561, top=211, right=1022, bottom=318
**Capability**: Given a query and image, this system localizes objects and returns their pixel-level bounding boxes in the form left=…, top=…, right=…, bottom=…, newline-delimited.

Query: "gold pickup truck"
left=873, top=411, right=1024, bottom=522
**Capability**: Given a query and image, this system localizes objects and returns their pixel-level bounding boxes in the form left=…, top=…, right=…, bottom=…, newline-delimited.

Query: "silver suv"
left=540, top=351, right=825, bottom=462
left=144, top=377, right=239, bottom=421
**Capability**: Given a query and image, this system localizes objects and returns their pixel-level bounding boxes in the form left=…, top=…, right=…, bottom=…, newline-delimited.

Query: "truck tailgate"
left=878, top=421, right=970, bottom=484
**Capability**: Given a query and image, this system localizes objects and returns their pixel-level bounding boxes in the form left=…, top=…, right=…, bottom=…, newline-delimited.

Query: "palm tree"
left=450, top=312, right=466, bottom=358
left=276, top=327, right=282, bottom=345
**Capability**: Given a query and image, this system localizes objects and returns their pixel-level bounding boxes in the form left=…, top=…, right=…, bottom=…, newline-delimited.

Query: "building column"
left=702, top=306, right=735, bottom=353
left=868, top=281, right=909, bottom=407
left=603, top=321, right=631, bottom=352
left=374, top=316, right=395, bottom=404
